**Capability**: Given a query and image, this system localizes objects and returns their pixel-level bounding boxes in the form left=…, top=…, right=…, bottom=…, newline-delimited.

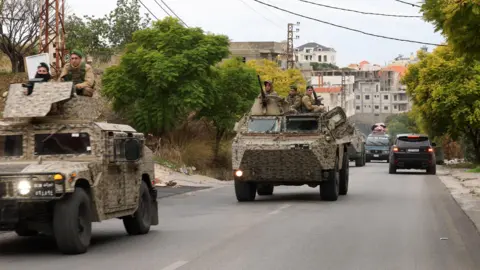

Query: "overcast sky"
left=68, top=0, right=444, bottom=67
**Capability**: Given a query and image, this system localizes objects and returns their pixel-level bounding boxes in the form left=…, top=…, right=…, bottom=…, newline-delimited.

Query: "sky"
left=68, top=0, right=445, bottom=67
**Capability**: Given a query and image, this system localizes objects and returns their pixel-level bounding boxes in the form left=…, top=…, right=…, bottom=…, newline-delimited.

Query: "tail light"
left=428, top=147, right=434, bottom=153
left=393, top=146, right=399, bottom=152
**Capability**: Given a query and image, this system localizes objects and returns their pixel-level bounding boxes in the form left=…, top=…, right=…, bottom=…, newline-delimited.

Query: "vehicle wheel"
left=235, top=180, right=257, bottom=202
left=389, top=162, right=397, bottom=174
left=257, top=184, right=274, bottom=196
left=427, top=165, right=437, bottom=175
left=362, top=150, right=367, bottom=166
left=15, top=225, right=38, bottom=237
left=123, top=181, right=152, bottom=235
left=339, top=151, right=349, bottom=195
left=53, top=187, right=92, bottom=255
left=355, top=155, right=362, bottom=167
left=320, top=156, right=340, bottom=201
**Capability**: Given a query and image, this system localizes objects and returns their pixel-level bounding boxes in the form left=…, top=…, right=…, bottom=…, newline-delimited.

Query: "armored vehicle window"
left=286, top=117, right=319, bottom=132
left=366, top=136, right=390, bottom=146
left=248, top=118, right=279, bottom=133
left=0, top=135, right=23, bottom=156
left=34, top=133, right=92, bottom=155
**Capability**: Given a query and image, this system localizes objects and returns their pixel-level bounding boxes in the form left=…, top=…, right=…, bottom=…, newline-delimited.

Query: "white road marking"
left=268, top=204, right=292, bottom=215
left=160, top=260, right=189, bottom=270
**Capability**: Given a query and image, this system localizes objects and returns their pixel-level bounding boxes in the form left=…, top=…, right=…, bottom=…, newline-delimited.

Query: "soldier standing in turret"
left=58, top=50, right=96, bottom=97
left=302, top=86, right=325, bottom=113
left=286, top=85, right=302, bottom=112
left=263, top=80, right=278, bottom=96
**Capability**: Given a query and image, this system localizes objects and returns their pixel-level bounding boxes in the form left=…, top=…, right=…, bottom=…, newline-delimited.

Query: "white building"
left=309, top=75, right=356, bottom=118
left=295, top=42, right=336, bottom=65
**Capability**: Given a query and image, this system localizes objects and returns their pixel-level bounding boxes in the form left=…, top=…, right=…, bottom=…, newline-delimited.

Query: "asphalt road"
left=1, top=162, right=480, bottom=270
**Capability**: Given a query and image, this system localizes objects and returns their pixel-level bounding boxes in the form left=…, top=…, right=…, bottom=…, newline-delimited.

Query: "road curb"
left=437, top=167, right=480, bottom=234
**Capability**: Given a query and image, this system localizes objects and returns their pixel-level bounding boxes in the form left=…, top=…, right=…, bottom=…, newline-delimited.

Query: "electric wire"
left=138, top=0, right=159, bottom=20
left=157, top=0, right=189, bottom=27
left=253, top=0, right=443, bottom=46
left=394, top=0, right=422, bottom=8
left=299, top=0, right=422, bottom=18
left=238, top=0, right=285, bottom=30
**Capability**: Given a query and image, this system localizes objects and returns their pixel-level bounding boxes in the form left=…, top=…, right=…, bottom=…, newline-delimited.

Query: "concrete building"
left=294, top=42, right=336, bottom=65
left=227, top=41, right=286, bottom=63
left=309, top=73, right=356, bottom=118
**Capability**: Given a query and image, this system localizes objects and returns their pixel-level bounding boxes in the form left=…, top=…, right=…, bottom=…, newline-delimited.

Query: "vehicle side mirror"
left=125, top=139, right=141, bottom=161
left=431, top=142, right=437, bottom=147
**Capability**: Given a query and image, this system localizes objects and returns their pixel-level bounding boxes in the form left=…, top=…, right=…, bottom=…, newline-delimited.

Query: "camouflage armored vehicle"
left=347, top=127, right=366, bottom=167
left=232, top=92, right=356, bottom=202
left=0, top=81, right=158, bottom=254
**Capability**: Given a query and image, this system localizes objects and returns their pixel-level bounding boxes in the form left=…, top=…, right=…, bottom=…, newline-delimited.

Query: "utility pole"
left=341, top=71, right=346, bottom=110
left=39, top=0, right=66, bottom=74
left=286, top=22, right=300, bottom=69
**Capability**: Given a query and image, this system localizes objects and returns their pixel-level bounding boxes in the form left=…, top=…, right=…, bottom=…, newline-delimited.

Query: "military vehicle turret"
left=0, top=81, right=158, bottom=254
left=231, top=83, right=356, bottom=202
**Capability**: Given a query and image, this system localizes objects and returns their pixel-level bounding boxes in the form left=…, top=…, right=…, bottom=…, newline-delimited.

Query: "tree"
left=246, top=59, right=306, bottom=96
left=310, top=62, right=339, bottom=71
left=102, top=17, right=230, bottom=135
left=402, top=45, right=480, bottom=162
left=385, top=112, right=419, bottom=139
left=199, top=57, right=258, bottom=160
left=422, top=0, right=480, bottom=59
left=0, top=0, right=39, bottom=72
left=64, top=0, right=151, bottom=62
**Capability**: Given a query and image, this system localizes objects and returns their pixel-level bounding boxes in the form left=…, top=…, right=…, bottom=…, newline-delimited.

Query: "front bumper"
left=0, top=172, right=66, bottom=201
left=366, top=153, right=389, bottom=160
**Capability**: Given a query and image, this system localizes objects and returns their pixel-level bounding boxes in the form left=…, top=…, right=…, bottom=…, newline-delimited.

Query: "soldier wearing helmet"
left=285, top=85, right=303, bottom=112
left=261, top=80, right=278, bottom=96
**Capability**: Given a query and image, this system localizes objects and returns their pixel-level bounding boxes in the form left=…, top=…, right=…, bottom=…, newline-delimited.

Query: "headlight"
left=17, top=180, right=31, bottom=195
left=235, top=170, right=243, bottom=177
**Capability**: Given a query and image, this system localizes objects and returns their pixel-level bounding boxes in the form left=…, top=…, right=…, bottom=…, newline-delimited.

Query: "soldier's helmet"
left=264, top=80, right=272, bottom=86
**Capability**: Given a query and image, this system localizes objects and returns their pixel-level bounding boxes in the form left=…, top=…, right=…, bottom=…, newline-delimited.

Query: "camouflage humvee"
left=347, top=127, right=366, bottom=167
left=232, top=94, right=355, bottom=202
left=0, top=81, right=158, bottom=255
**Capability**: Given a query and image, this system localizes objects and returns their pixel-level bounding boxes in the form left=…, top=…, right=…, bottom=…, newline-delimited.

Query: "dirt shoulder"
left=154, top=164, right=230, bottom=188
left=438, top=166, right=480, bottom=233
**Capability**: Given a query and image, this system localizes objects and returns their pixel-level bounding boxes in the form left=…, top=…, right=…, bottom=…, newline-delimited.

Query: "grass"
left=466, top=167, right=480, bottom=173
left=446, top=163, right=478, bottom=169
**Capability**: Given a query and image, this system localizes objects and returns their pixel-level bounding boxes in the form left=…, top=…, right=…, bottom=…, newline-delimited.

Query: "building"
left=294, top=42, right=337, bottom=65
left=309, top=72, right=356, bottom=117
left=227, top=41, right=286, bottom=63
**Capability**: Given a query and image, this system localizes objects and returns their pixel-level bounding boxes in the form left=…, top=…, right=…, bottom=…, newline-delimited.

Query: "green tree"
left=402, top=45, right=480, bottom=162
left=199, top=57, right=258, bottom=160
left=422, top=0, right=480, bottom=59
left=310, top=62, right=339, bottom=71
left=385, top=112, right=419, bottom=140
left=102, top=17, right=230, bottom=135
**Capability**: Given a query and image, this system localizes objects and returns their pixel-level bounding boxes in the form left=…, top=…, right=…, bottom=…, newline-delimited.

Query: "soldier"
left=263, top=80, right=278, bottom=96
left=58, top=50, right=96, bottom=97
left=285, top=85, right=302, bottom=112
left=35, top=62, right=52, bottom=82
left=301, top=86, right=325, bottom=113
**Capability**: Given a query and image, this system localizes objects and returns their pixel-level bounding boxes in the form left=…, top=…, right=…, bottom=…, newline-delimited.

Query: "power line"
left=394, top=0, right=422, bottom=8
left=300, top=0, right=422, bottom=18
left=153, top=0, right=172, bottom=17
left=238, top=0, right=284, bottom=31
left=253, top=0, right=443, bottom=46
left=159, top=0, right=188, bottom=27
left=138, top=0, right=159, bottom=20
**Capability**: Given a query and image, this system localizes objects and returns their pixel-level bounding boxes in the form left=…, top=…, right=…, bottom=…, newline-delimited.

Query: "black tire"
left=389, top=162, right=397, bottom=174
left=427, top=165, right=437, bottom=175
left=53, top=188, right=92, bottom=255
left=15, top=225, right=38, bottom=237
left=234, top=180, right=256, bottom=202
left=123, top=181, right=152, bottom=235
left=355, top=156, right=362, bottom=167
left=339, top=151, right=349, bottom=195
left=320, top=156, right=340, bottom=201
left=257, top=185, right=274, bottom=196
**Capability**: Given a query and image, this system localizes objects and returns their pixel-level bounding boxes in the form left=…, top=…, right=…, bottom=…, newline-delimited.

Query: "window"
left=366, top=136, right=390, bottom=146
left=306, top=49, right=311, bottom=53
left=318, top=55, right=322, bottom=62
left=309, top=55, right=312, bottom=60
left=384, top=106, right=389, bottom=110
left=394, top=105, right=398, bottom=109
left=356, top=106, right=360, bottom=110
left=396, top=136, right=430, bottom=147
left=304, top=56, right=308, bottom=61
left=365, top=95, right=370, bottom=100
left=376, top=85, right=379, bottom=92
left=0, top=135, right=23, bottom=157
left=384, top=95, right=389, bottom=100
left=247, top=118, right=278, bottom=133
left=374, top=105, right=379, bottom=109
left=324, top=55, right=327, bottom=62
left=286, top=117, right=319, bottom=132
left=34, top=133, right=91, bottom=155
left=356, top=95, right=360, bottom=100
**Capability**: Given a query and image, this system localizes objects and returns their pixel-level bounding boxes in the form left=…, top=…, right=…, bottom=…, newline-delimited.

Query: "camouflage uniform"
left=258, top=80, right=278, bottom=97
left=302, top=94, right=325, bottom=113
left=59, top=62, right=96, bottom=97
left=286, top=93, right=303, bottom=111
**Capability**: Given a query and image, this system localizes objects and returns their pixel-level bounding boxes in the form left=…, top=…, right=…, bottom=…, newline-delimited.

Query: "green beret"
left=70, top=49, right=84, bottom=58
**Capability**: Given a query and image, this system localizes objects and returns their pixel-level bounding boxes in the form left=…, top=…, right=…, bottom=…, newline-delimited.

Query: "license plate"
left=32, top=181, right=56, bottom=197
left=407, top=149, right=419, bottom=152
left=374, top=154, right=379, bottom=157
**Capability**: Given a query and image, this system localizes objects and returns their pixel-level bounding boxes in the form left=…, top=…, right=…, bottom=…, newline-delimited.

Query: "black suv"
left=389, top=134, right=436, bottom=174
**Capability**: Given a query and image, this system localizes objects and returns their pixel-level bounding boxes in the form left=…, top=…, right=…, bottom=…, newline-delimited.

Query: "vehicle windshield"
left=34, top=132, right=92, bottom=155
left=285, top=117, right=319, bottom=132
left=366, top=136, right=390, bottom=146
left=247, top=118, right=278, bottom=133
left=397, top=136, right=430, bottom=147
left=0, top=135, right=23, bottom=157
